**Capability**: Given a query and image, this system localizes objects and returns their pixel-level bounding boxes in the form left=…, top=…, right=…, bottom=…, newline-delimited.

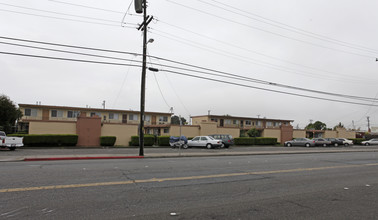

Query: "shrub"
left=130, top=135, right=155, bottom=146
left=158, top=136, right=170, bottom=146
left=7, top=134, right=78, bottom=146
left=234, top=137, right=277, bottom=146
left=350, top=138, right=365, bottom=145
left=100, top=136, right=116, bottom=146
left=234, top=137, right=255, bottom=145
left=255, top=137, right=277, bottom=145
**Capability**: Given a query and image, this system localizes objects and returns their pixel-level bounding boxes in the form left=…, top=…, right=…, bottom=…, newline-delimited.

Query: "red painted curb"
left=24, top=156, right=144, bottom=161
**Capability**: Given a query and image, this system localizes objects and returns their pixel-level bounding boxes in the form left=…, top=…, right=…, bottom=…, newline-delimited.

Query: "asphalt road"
left=1, top=151, right=378, bottom=219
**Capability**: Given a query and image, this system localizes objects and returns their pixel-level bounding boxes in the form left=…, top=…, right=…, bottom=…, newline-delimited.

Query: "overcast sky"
left=1, top=0, right=378, bottom=130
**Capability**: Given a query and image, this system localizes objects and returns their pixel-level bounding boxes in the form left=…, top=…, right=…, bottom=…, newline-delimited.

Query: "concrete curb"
left=24, top=156, right=144, bottom=161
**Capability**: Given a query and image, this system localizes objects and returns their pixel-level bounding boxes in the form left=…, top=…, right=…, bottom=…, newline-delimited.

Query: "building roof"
left=18, top=104, right=172, bottom=116
left=191, top=114, right=294, bottom=122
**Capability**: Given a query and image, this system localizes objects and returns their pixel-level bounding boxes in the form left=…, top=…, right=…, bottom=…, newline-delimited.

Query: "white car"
left=338, top=138, right=353, bottom=146
left=187, top=136, right=222, bottom=149
left=361, top=139, right=378, bottom=146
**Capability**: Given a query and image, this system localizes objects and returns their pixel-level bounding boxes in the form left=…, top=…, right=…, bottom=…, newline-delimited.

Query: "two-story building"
left=18, top=104, right=173, bottom=146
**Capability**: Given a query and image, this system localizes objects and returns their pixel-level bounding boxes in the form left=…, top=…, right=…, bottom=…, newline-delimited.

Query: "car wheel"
left=323, top=144, right=327, bottom=147
left=334, top=143, right=338, bottom=147
left=220, top=143, right=225, bottom=148
left=182, top=144, right=188, bottom=149
left=365, top=143, right=370, bottom=146
left=305, top=143, right=310, bottom=147
left=9, top=147, right=16, bottom=151
left=206, top=143, right=212, bottom=149
left=344, top=143, right=349, bottom=147
left=287, top=143, right=292, bottom=147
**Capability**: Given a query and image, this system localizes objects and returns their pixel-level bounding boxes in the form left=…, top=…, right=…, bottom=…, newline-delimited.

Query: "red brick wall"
left=76, top=114, right=101, bottom=147
left=281, top=125, right=293, bottom=144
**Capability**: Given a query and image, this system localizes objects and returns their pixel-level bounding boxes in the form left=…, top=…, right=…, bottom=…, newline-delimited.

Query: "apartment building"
left=191, top=115, right=293, bottom=130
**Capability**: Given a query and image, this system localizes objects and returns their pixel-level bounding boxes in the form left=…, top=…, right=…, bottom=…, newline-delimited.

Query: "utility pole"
left=135, top=0, right=153, bottom=156
left=367, top=116, right=371, bottom=132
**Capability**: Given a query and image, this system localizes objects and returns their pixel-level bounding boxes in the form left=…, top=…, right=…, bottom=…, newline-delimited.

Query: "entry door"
left=220, top=119, right=224, bottom=127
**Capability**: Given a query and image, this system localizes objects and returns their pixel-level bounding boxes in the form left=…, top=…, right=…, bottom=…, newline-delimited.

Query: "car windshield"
left=0, top=131, right=5, bottom=136
left=208, top=136, right=215, bottom=140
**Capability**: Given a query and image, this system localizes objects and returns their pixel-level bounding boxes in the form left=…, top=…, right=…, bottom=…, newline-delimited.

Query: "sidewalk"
left=1, top=146, right=378, bottom=162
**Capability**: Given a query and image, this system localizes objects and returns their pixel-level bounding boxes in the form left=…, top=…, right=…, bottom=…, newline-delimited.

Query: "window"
left=145, top=115, right=151, bottom=122
left=90, top=112, right=101, bottom=117
left=200, top=137, right=208, bottom=141
left=163, top=128, right=169, bottom=133
left=109, top=113, right=119, bottom=120
left=233, top=120, right=239, bottom=125
left=245, top=120, right=252, bottom=125
left=67, top=111, right=79, bottom=118
left=51, top=110, right=63, bottom=118
left=267, top=122, right=273, bottom=127
left=159, top=116, right=168, bottom=122
left=225, top=119, right=232, bottom=125
left=211, top=118, right=218, bottom=122
left=192, top=137, right=200, bottom=141
left=129, top=114, right=138, bottom=121
left=25, top=108, right=37, bottom=117
left=257, top=121, right=262, bottom=126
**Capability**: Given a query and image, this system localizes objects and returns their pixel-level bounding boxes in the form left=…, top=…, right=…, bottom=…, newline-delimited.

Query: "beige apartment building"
left=18, top=104, right=355, bottom=146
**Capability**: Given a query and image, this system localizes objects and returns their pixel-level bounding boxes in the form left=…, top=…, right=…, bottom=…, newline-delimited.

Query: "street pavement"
left=1, top=145, right=378, bottom=162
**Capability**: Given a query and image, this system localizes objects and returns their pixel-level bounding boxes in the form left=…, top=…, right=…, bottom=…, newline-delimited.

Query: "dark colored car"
left=209, top=134, right=234, bottom=148
left=312, top=138, right=331, bottom=147
left=325, top=138, right=344, bottom=147
left=285, top=138, right=315, bottom=147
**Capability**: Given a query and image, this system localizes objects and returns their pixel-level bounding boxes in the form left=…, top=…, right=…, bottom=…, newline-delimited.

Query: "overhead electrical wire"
left=166, top=0, right=375, bottom=59
left=1, top=36, right=377, bottom=104
left=0, top=2, right=122, bottom=24
left=2, top=37, right=376, bottom=102
left=0, top=8, right=137, bottom=28
left=150, top=29, right=374, bottom=84
left=198, top=0, right=378, bottom=55
left=155, top=19, right=374, bottom=82
left=160, top=69, right=378, bottom=107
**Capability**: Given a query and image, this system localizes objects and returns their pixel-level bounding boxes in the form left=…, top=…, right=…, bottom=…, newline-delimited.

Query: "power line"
left=49, top=0, right=126, bottom=14
left=151, top=29, right=374, bottom=84
left=2, top=36, right=377, bottom=103
left=0, top=2, right=123, bottom=24
left=199, top=0, right=378, bottom=54
left=0, top=8, right=137, bottom=28
left=160, top=69, right=378, bottom=107
left=2, top=49, right=378, bottom=106
left=0, top=51, right=142, bottom=67
left=166, top=0, right=375, bottom=59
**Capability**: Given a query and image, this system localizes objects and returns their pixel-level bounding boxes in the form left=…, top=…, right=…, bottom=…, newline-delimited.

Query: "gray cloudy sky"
left=1, top=0, right=378, bottom=130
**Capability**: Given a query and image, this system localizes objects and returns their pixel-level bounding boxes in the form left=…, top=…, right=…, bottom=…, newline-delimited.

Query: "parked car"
left=361, top=138, right=378, bottom=146
left=338, top=138, right=353, bottom=146
left=312, top=138, right=331, bottom=147
left=209, top=134, right=234, bottom=148
left=325, top=138, right=344, bottom=147
left=0, top=131, right=23, bottom=151
left=285, top=138, right=315, bottom=147
left=187, top=136, right=223, bottom=149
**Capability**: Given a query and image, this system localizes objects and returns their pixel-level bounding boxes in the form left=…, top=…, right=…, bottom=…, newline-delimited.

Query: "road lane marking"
left=2, top=162, right=378, bottom=193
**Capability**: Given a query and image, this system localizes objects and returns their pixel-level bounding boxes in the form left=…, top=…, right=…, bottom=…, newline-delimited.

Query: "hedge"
left=158, top=136, right=170, bottom=146
left=234, top=137, right=277, bottom=145
left=100, top=136, right=116, bottom=146
left=8, top=134, right=78, bottom=146
left=350, top=138, right=365, bottom=145
left=130, top=135, right=155, bottom=146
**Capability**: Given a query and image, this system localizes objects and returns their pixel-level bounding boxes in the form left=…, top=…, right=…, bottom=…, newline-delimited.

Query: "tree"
left=0, top=95, right=22, bottom=133
left=333, top=122, right=345, bottom=130
left=305, top=121, right=327, bottom=130
left=247, top=128, right=261, bottom=137
left=171, top=115, right=187, bottom=125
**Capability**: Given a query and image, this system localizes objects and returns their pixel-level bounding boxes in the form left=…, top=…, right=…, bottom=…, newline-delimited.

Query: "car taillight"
left=2, top=139, right=4, bottom=143
left=228, top=140, right=230, bottom=142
